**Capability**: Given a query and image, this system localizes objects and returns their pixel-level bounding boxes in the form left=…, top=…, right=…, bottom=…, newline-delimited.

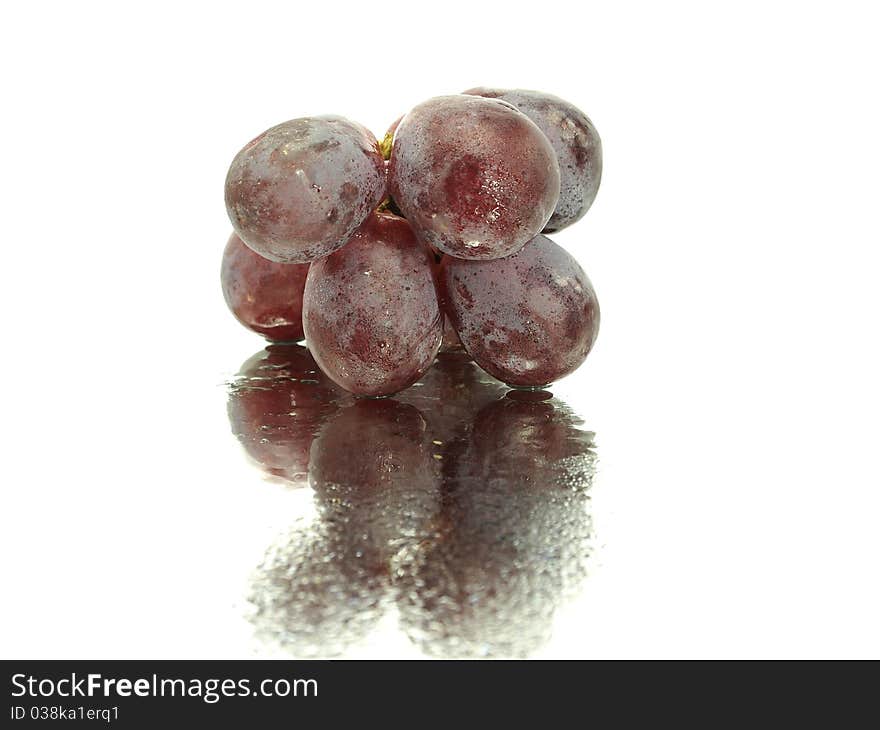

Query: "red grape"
left=302, top=211, right=442, bottom=396
left=464, top=88, right=602, bottom=232
left=225, top=116, right=386, bottom=263
left=388, top=95, right=560, bottom=260
left=441, top=234, right=600, bottom=387
left=221, top=232, right=309, bottom=342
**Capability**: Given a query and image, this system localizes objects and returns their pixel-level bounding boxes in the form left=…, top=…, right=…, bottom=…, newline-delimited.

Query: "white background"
left=1, top=1, right=878, bottom=659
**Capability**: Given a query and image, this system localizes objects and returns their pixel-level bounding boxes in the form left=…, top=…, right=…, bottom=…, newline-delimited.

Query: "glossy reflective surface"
left=230, top=347, right=596, bottom=658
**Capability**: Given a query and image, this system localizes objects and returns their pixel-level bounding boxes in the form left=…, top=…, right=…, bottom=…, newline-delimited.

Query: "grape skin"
left=221, top=232, right=309, bottom=342
left=225, top=116, right=386, bottom=263
left=464, top=88, right=602, bottom=232
left=302, top=211, right=442, bottom=397
left=440, top=234, right=600, bottom=387
left=388, top=95, right=560, bottom=260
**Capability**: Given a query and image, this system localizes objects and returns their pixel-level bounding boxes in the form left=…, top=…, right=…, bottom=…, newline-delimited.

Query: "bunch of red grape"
left=222, top=89, right=602, bottom=396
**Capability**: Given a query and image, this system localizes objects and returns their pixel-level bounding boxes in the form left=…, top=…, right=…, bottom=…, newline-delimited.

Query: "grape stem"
left=376, top=132, right=400, bottom=215
left=377, top=195, right=405, bottom=219
left=378, top=131, right=394, bottom=161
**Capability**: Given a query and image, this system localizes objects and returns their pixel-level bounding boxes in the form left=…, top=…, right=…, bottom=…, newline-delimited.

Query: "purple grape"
left=225, top=116, right=386, bottom=263
left=440, top=234, right=599, bottom=387
left=302, top=211, right=442, bottom=396
left=221, top=232, right=309, bottom=342
left=464, top=88, right=602, bottom=232
left=388, top=95, right=560, bottom=260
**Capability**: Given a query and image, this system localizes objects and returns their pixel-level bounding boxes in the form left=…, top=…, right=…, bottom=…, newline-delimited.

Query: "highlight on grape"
left=222, top=89, right=603, bottom=396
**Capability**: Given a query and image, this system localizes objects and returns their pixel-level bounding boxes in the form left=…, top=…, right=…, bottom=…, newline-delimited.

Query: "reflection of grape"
left=396, top=394, right=596, bottom=658
left=249, top=520, right=390, bottom=658
left=441, top=234, right=600, bottom=387
left=227, top=344, right=351, bottom=483
left=302, top=211, right=442, bottom=396
left=309, top=399, right=441, bottom=570
left=399, top=351, right=507, bottom=447
left=220, top=232, right=309, bottom=342
left=249, top=399, right=441, bottom=659
left=388, top=95, right=560, bottom=260
left=242, top=355, right=596, bottom=659
left=464, top=88, right=602, bottom=232
left=225, top=116, right=386, bottom=263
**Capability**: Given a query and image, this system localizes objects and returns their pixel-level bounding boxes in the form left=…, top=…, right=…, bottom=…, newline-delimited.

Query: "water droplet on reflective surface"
left=232, top=348, right=597, bottom=657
